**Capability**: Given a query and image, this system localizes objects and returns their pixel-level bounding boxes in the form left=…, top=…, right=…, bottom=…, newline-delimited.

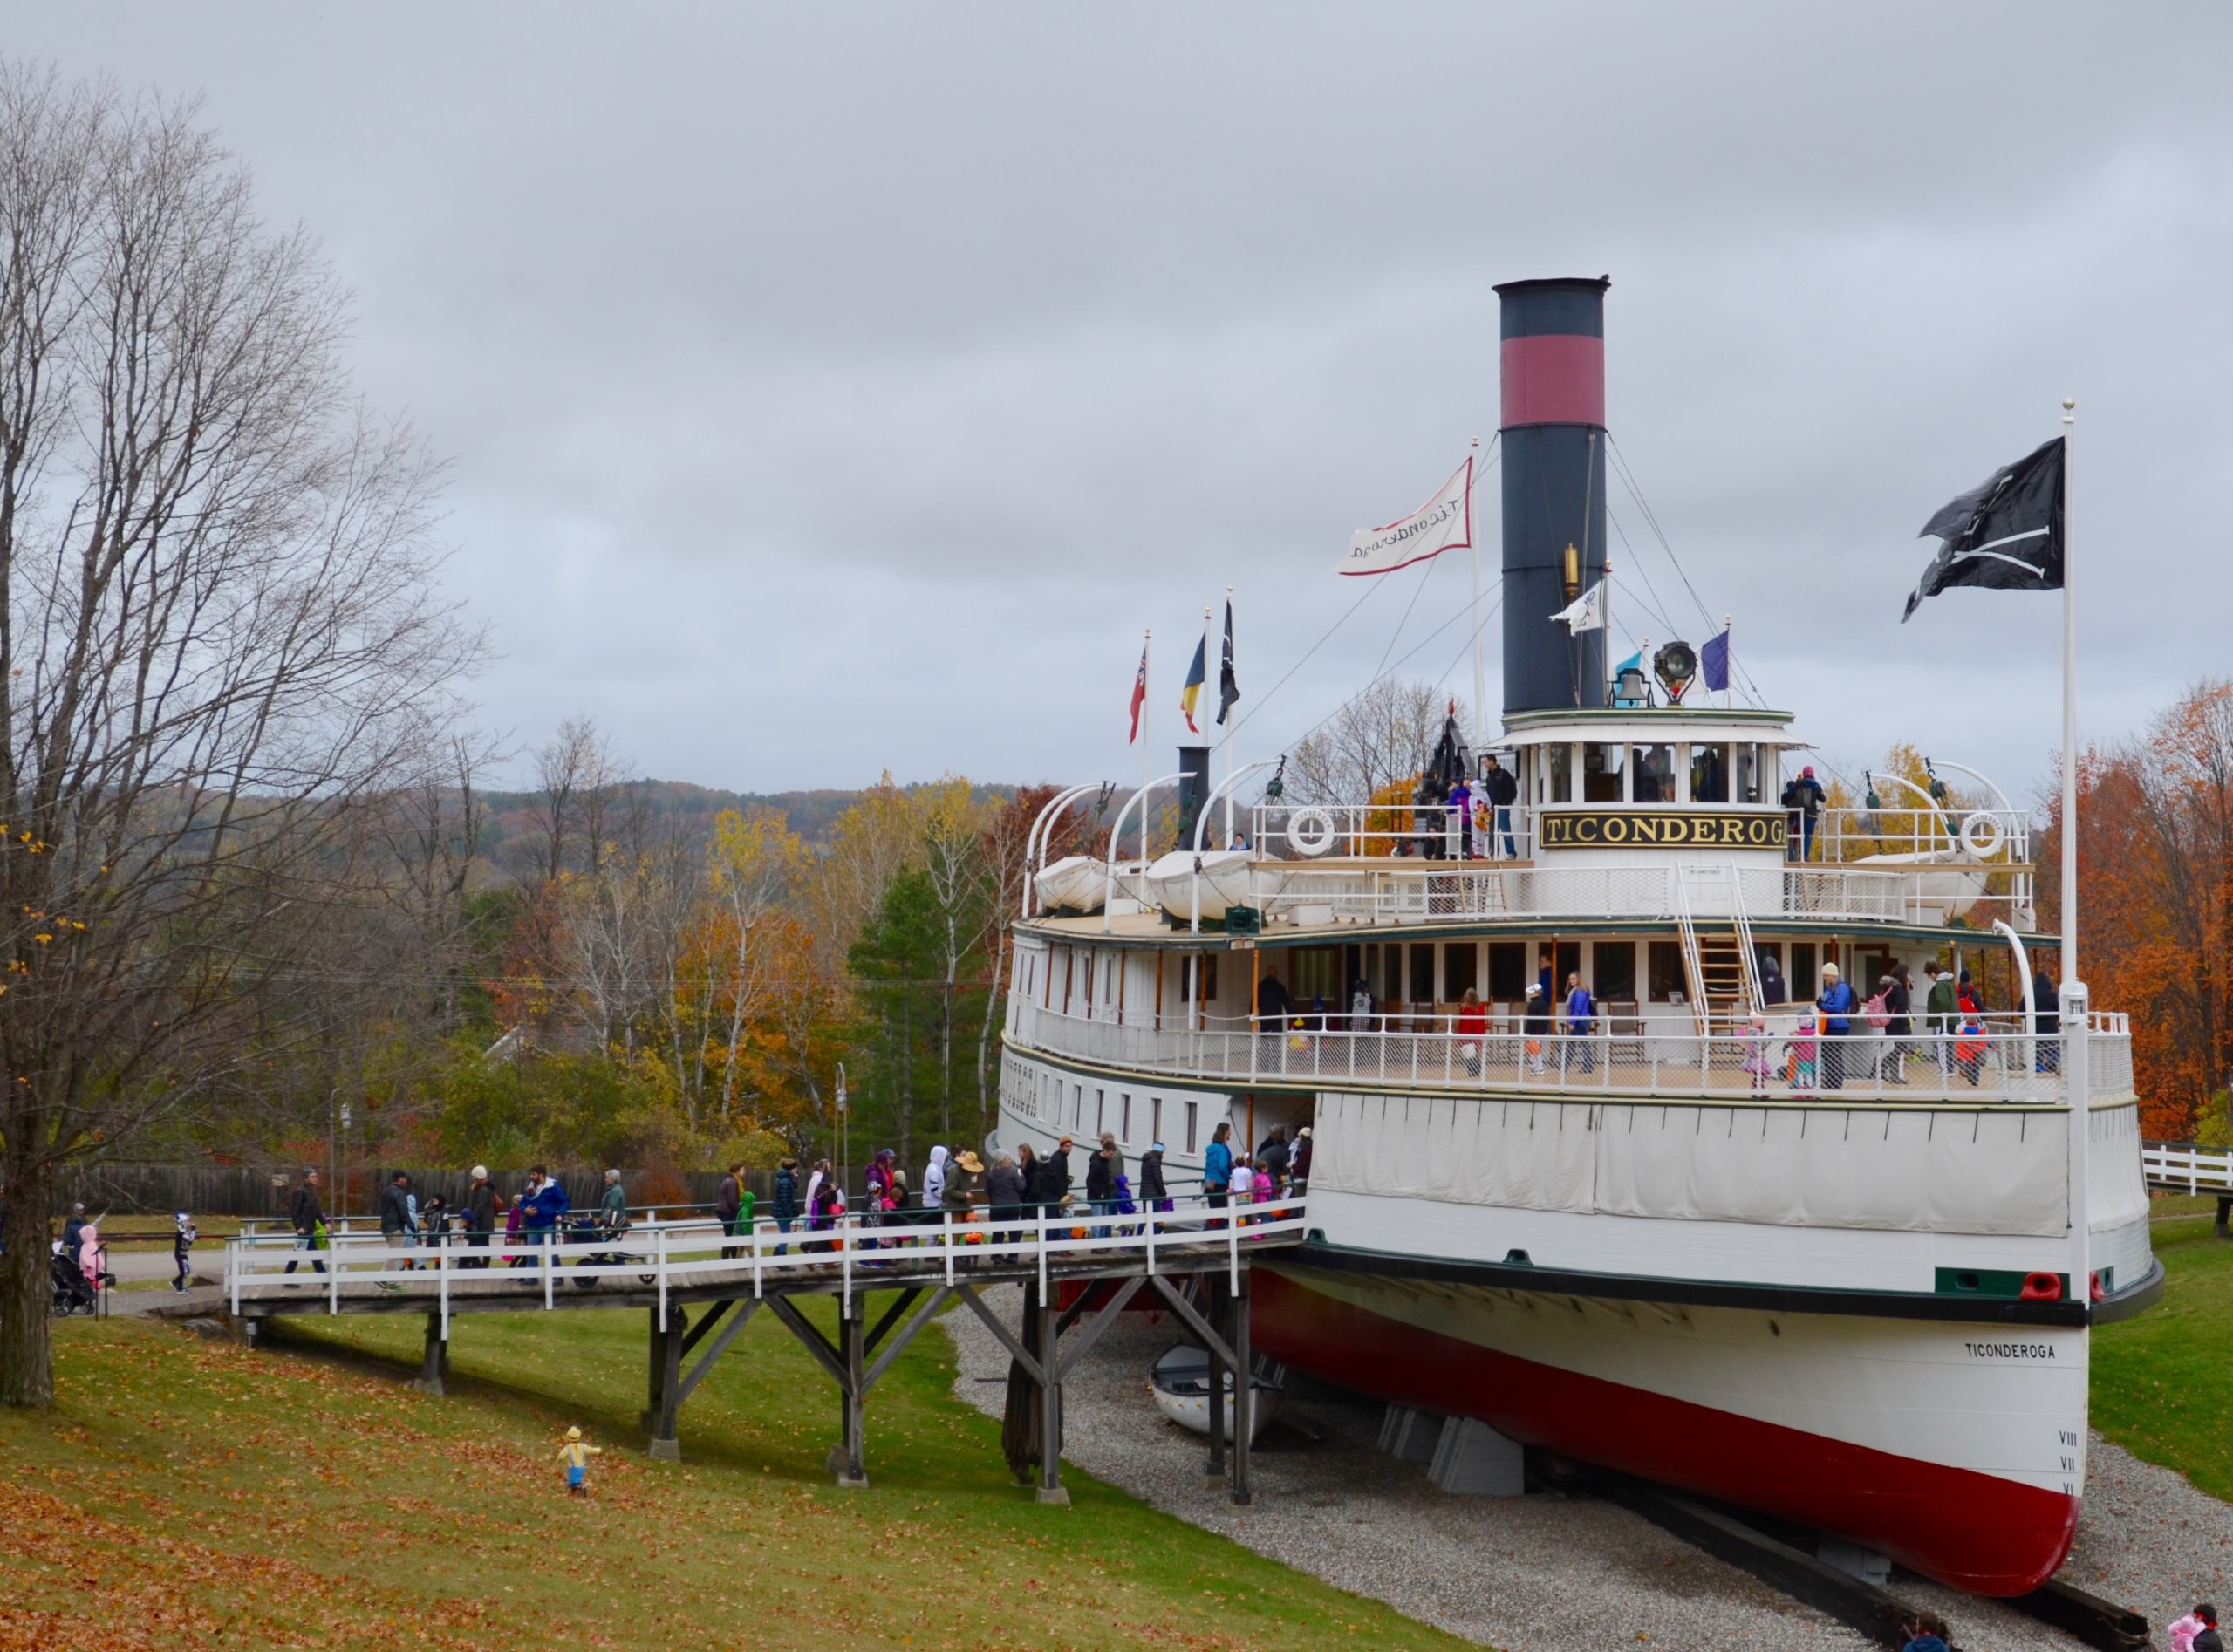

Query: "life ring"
left=1287, top=807, right=1337, bottom=858
left=1959, top=813, right=2005, bottom=859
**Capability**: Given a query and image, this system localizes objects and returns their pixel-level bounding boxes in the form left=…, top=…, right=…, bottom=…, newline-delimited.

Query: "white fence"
left=2142, top=1142, right=2233, bottom=1193
left=1011, top=1002, right=2135, bottom=1106
left=227, top=1196, right=1310, bottom=1328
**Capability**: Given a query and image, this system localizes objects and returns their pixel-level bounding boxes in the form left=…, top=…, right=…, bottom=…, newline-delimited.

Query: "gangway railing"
left=226, top=1195, right=1311, bottom=1328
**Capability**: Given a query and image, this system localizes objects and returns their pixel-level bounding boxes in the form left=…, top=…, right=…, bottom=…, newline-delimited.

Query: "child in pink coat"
left=2169, top=1602, right=2218, bottom=1652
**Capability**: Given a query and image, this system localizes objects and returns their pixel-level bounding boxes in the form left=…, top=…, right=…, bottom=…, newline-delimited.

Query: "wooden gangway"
left=227, top=1197, right=1307, bottom=1505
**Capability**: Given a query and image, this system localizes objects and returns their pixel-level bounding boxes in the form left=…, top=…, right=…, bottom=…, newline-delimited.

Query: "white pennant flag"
left=1338, top=456, right=1473, bottom=577
left=1551, top=580, right=1606, bottom=632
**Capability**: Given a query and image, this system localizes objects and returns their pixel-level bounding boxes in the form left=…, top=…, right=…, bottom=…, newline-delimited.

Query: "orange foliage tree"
left=2038, top=679, right=2233, bottom=1138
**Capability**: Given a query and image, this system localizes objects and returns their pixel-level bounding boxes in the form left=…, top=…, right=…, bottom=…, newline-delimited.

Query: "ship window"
left=1152, top=1096, right=1164, bottom=1145
left=1185, top=1100, right=1198, bottom=1153
left=1582, top=742, right=1625, bottom=802
left=1692, top=743, right=1731, bottom=803
left=1072, top=1084, right=1083, bottom=1126
left=1595, top=941, right=1637, bottom=1003
left=1734, top=744, right=1762, bottom=804
left=1648, top=940, right=1688, bottom=1002
left=1121, top=1094, right=1132, bottom=1142
left=1179, top=955, right=1219, bottom=1001
left=1488, top=942, right=1526, bottom=1001
left=1095, top=1089, right=1105, bottom=1135
left=1294, top=946, right=1341, bottom=1002
left=1631, top=744, right=1675, bottom=803
left=1443, top=943, right=1478, bottom=1001
left=1790, top=942, right=1818, bottom=1000
left=1546, top=743, right=1574, bottom=804
left=1409, top=943, right=1436, bottom=1003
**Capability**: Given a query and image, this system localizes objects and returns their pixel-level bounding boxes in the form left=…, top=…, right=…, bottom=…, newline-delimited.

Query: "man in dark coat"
left=772, top=1157, right=799, bottom=1252
left=2032, top=971, right=2062, bottom=1074
left=1481, top=755, right=1519, bottom=858
left=716, top=1160, right=744, bottom=1258
left=283, top=1170, right=324, bottom=1277
left=1257, top=1127, right=1290, bottom=1192
left=379, top=1171, right=416, bottom=1272
left=986, top=1152, right=1028, bottom=1246
left=1923, top=960, right=1960, bottom=1074
left=1138, top=1143, right=1169, bottom=1211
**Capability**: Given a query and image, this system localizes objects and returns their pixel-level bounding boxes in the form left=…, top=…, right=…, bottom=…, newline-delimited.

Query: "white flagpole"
left=1467, top=439, right=1486, bottom=759
left=1221, top=586, right=1235, bottom=850
left=2059, top=394, right=2087, bottom=1308
left=1722, top=613, right=1732, bottom=710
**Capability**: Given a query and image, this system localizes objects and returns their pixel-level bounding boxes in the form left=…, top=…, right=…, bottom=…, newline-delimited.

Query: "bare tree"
left=0, top=69, right=484, bottom=1405
left=1286, top=679, right=1458, bottom=806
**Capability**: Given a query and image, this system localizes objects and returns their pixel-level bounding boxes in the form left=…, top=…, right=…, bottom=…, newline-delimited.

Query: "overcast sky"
left=10, top=4, right=2229, bottom=802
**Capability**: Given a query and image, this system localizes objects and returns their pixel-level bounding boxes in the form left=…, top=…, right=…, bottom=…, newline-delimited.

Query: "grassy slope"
left=2093, top=1214, right=2233, bottom=1499
left=0, top=1299, right=1465, bottom=1652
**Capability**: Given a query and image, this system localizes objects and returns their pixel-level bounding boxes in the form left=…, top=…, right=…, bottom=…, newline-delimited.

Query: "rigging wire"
left=1604, top=431, right=1769, bottom=707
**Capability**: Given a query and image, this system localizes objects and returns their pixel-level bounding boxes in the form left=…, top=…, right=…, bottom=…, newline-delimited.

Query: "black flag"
left=1216, top=600, right=1240, bottom=725
left=1902, top=436, right=2065, bottom=622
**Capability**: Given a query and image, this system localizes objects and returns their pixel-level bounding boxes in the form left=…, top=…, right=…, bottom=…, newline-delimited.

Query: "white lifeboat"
left=1035, top=856, right=1150, bottom=915
left=1142, top=849, right=1280, bottom=921
left=1844, top=847, right=1991, bottom=923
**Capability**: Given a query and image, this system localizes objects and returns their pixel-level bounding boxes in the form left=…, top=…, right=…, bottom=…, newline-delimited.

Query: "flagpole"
left=1221, top=586, right=1235, bottom=850
left=1468, top=440, right=1486, bottom=758
left=1722, top=614, right=1732, bottom=710
left=1140, top=628, right=1152, bottom=863
left=2059, top=393, right=2087, bottom=1309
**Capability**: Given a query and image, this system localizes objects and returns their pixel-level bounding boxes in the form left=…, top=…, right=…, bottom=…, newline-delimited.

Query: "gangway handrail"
left=226, top=1193, right=1312, bottom=1312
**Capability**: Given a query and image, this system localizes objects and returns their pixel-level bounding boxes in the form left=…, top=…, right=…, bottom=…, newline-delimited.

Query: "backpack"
left=1863, top=991, right=1890, bottom=1031
left=1780, top=780, right=1801, bottom=810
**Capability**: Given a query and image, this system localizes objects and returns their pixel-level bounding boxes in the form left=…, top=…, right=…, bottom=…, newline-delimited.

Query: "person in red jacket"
left=1457, top=987, right=1488, bottom=1076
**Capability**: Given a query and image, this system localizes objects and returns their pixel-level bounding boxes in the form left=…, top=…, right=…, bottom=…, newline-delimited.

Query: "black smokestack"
left=1496, top=276, right=1610, bottom=714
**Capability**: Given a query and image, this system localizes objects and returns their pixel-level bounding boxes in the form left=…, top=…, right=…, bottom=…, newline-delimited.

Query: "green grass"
left=0, top=1298, right=1466, bottom=1652
left=2094, top=1215, right=2233, bottom=1499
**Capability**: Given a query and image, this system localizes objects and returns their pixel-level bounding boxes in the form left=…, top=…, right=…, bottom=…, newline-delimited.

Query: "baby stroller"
left=565, top=1211, right=650, bottom=1289
left=51, top=1246, right=99, bottom=1315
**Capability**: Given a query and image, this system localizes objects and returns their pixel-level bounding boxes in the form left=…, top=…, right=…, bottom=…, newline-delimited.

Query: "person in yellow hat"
left=557, top=1425, right=603, bottom=1496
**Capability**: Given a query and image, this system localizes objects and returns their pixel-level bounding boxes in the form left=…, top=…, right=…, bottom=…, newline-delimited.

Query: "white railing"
left=226, top=1196, right=1311, bottom=1321
left=1251, top=802, right=1535, bottom=863
left=1816, top=804, right=2032, bottom=866
left=1010, top=1001, right=2134, bottom=1106
left=2141, top=1142, right=2233, bottom=1193
left=1233, top=858, right=2021, bottom=932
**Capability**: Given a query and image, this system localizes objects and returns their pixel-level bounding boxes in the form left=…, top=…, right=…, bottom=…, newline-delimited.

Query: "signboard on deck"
left=1539, top=809, right=1787, bottom=850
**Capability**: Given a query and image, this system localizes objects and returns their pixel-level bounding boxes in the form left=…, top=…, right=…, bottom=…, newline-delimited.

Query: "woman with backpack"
left=1877, top=966, right=1913, bottom=1084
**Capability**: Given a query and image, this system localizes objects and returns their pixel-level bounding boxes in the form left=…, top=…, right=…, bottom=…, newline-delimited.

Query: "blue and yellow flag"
left=1179, top=633, right=1206, bottom=734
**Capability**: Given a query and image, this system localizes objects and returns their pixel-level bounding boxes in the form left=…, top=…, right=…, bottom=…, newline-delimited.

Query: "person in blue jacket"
left=1816, top=961, right=1857, bottom=1091
left=1203, top=1122, right=1235, bottom=1225
left=1563, top=972, right=1596, bottom=1074
left=524, top=1166, right=570, bottom=1248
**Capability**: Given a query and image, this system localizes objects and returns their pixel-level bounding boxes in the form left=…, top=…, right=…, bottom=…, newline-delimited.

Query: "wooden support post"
left=1203, top=1274, right=1227, bottom=1486
left=1231, top=1268, right=1253, bottom=1505
left=647, top=1305, right=686, bottom=1461
left=837, top=1296, right=870, bottom=1488
left=2217, top=1194, right=2231, bottom=1239
left=413, top=1312, right=448, bottom=1397
left=1035, top=1285, right=1068, bottom=1505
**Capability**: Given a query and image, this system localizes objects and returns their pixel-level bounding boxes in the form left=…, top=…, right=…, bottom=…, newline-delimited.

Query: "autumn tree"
left=0, top=69, right=484, bottom=1405
left=1287, top=679, right=1458, bottom=806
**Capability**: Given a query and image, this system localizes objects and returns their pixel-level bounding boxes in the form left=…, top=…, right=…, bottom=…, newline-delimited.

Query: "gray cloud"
left=10, top=2, right=2229, bottom=796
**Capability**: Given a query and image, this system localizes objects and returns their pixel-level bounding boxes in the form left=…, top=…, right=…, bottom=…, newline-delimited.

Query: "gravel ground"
left=939, top=1287, right=2229, bottom=1650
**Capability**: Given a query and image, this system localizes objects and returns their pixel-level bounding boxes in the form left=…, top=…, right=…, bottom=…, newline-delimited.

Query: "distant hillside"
left=476, top=779, right=1021, bottom=856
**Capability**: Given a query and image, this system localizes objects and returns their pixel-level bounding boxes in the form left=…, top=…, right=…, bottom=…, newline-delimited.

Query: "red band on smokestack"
left=1499, top=335, right=1605, bottom=428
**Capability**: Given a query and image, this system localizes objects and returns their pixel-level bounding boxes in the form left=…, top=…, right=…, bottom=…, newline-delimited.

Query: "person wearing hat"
left=1816, top=961, right=1858, bottom=1091
left=1523, top=981, right=1549, bottom=1075
left=62, top=1201, right=88, bottom=1270
left=1290, top=1126, right=1312, bottom=1192
left=1139, top=1142, right=1170, bottom=1213
left=283, top=1169, right=326, bottom=1278
left=556, top=1425, right=603, bottom=1497
left=1781, top=764, right=1827, bottom=863
left=464, top=1164, right=496, bottom=1267
left=170, top=1210, right=198, bottom=1293
left=946, top=1150, right=982, bottom=1210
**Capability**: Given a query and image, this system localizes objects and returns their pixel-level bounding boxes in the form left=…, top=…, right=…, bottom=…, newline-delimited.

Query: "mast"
left=2060, top=394, right=2086, bottom=1306
left=1468, top=438, right=1486, bottom=755
left=1140, top=629, right=1151, bottom=861
left=1221, top=587, right=1235, bottom=848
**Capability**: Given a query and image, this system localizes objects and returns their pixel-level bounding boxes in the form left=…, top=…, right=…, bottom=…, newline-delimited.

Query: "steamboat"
left=991, top=276, right=2158, bottom=1596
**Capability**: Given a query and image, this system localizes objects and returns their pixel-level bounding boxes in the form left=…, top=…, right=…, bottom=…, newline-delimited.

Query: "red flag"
left=1127, top=642, right=1149, bottom=743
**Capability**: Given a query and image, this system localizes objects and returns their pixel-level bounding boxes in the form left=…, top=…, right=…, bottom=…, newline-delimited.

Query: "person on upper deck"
left=2032, top=969, right=2061, bottom=1073
left=1523, top=981, right=1549, bottom=1075
left=1257, top=971, right=1293, bottom=1029
left=1758, top=949, right=1788, bottom=1006
left=1481, top=754, right=1519, bottom=859
left=1563, top=973, right=1596, bottom=1074
left=1782, top=766, right=1827, bottom=862
left=1923, top=960, right=1959, bottom=1074
left=1458, top=988, right=1488, bottom=1076
left=1349, top=978, right=1372, bottom=1032
left=1447, top=773, right=1474, bottom=857
left=1816, top=963, right=1856, bottom=1089
left=1878, top=965, right=1913, bottom=1084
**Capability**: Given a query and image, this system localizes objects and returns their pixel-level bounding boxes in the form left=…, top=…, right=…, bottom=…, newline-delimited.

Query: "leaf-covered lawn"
left=2093, top=1214, right=2233, bottom=1501
left=0, top=1299, right=1466, bottom=1650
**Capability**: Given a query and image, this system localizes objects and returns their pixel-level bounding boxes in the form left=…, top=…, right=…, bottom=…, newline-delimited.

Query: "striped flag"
left=1179, top=633, right=1206, bottom=734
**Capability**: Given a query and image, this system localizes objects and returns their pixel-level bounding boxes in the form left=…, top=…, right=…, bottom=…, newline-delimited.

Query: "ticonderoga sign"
left=1539, top=810, right=1787, bottom=850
